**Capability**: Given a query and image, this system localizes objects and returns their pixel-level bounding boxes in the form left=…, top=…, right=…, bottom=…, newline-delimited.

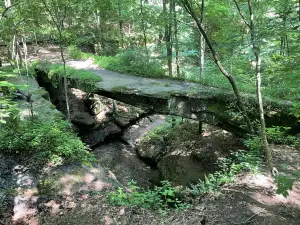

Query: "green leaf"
left=275, top=175, right=294, bottom=197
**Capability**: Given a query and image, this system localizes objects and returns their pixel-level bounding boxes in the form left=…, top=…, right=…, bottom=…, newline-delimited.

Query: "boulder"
left=136, top=124, right=245, bottom=186
left=93, top=142, right=160, bottom=187
left=136, top=137, right=166, bottom=164
left=157, top=150, right=209, bottom=186
left=84, top=93, right=147, bottom=128
left=81, top=122, right=121, bottom=147
left=84, top=93, right=108, bottom=116
left=71, top=113, right=96, bottom=130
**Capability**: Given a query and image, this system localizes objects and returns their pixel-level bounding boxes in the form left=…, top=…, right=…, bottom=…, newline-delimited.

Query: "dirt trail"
left=67, top=59, right=209, bottom=96
left=28, top=45, right=215, bottom=97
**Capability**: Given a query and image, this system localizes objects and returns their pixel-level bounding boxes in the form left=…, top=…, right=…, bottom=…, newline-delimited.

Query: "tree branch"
left=1, top=0, right=22, bottom=19
left=200, top=0, right=204, bottom=24
left=233, top=0, right=250, bottom=29
left=180, top=0, right=254, bottom=134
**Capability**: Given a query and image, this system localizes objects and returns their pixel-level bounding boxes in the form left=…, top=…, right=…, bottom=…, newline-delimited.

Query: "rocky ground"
left=2, top=143, right=299, bottom=225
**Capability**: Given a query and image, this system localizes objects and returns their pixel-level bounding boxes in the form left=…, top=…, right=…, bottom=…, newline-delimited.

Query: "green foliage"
left=109, top=180, right=190, bottom=212
left=140, top=120, right=201, bottom=146
left=69, top=45, right=83, bottom=59
left=275, top=163, right=300, bottom=197
left=190, top=149, right=261, bottom=195
left=0, top=69, right=22, bottom=124
left=243, top=136, right=261, bottom=152
left=275, top=175, right=294, bottom=197
left=110, top=85, right=134, bottom=93
left=0, top=118, right=94, bottom=165
left=91, top=48, right=166, bottom=78
left=290, top=102, right=300, bottom=121
left=266, top=126, right=297, bottom=145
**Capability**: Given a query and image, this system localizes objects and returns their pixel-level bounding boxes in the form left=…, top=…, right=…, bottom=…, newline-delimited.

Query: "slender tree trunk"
left=41, top=0, right=71, bottom=121
left=12, top=34, right=16, bottom=60
left=173, top=2, right=180, bottom=77
left=34, top=31, right=38, bottom=54
left=285, top=35, right=289, bottom=55
left=140, top=0, right=148, bottom=55
left=117, top=0, right=124, bottom=49
left=22, top=36, right=34, bottom=118
left=163, top=0, right=172, bottom=76
left=94, top=11, right=104, bottom=54
left=17, top=41, right=23, bottom=67
left=58, top=28, right=70, bottom=121
left=247, top=0, right=274, bottom=171
left=199, top=25, right=205, bottom=79
left=299, top=0, right=300, bottom=21
left=199, top=0, right=205, bottom=79
left=181, top=0, right=254, bottom=133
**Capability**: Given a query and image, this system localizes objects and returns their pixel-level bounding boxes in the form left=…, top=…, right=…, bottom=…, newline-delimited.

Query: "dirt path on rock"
left=27, top=45, right=217, bottom=97
left=67, top=59, right=211, bottom=96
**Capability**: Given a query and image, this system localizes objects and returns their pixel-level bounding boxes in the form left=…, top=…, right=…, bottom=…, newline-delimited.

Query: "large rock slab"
left=93, top=142, right=160, bottom=187
left=81, top=122, right=121, bottom=148
left=136, top=123, right=246, bottom=186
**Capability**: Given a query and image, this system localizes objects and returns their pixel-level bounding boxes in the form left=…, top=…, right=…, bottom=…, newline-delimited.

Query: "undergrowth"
left=190, top=147, right=261, bottom=195
left=70, top=46, right=166, bottom=78
left=266, top=126, right=300, bottom=150
left=109, top=180, right=190, bottom=213
left=0, top=69, right=21, bottom=123
left=0, top=117, right=94, bottom=166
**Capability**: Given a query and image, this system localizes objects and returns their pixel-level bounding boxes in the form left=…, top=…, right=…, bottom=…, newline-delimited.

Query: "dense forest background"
left=0, top=0, right=299, bottom=98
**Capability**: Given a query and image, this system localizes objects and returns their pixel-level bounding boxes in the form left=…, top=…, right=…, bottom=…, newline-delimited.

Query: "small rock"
left=66, top=201, right=76, bottom=209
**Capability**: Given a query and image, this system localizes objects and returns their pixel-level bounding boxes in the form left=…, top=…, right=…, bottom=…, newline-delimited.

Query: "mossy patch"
left=111, top=86, right=136, bottom=93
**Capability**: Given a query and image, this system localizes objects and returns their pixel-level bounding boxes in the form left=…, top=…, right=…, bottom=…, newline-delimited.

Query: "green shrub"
left=69, top=45, right=83, bottom=59
left=266, top=126, right=299, bottom=148
left=244, top=136, right=261, bottom=152
left=92, top=48, right=166, bottom=78
left=109, top=180, right=190, bottom=212
left=190, top=148, right=261, bottom=195
left=0, top=69, right=21, bottom=124
left=0, top=118, right=94, bottom=165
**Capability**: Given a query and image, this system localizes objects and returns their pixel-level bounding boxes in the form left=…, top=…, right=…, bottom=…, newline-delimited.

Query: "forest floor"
left=1, top=140, right=300, bottom=225
left=3, top=144, right=298, bottom=225
left=1, top=45, right=299, bottom=225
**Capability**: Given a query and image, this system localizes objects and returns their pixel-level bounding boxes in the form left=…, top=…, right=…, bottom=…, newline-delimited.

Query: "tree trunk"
left=140, top=0, right=148, bottom=55
left=94, top=11, right=104, bottom=54
left=41, top=0, right=71, bottom=121
left=199, top=25, right=205, bottom=79
left=181, top=0, right=254, bottom=134
left=117, top=0, right=124, bottom=49
left=247, top=0, right=274, bottom=171
left=299, top=0, right=300, bottom=21
left=199, top=0, right=205, bottom=79
left=4, top=0, right=11, bottom=8
left=22, top=36, right=34, bottom=118
left=163, top=0, right=172, bottom=76
left=173, top=1, right=180, bottom=77
left=12, top=34, right=16, bottom=60
left=58, top=28, right=71, bottom=121
left=17, top=41, right=23, bottom=67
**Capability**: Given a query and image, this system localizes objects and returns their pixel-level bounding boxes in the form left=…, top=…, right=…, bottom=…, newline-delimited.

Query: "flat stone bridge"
left=33, top=59, right=296, bottom=136
left=65, top=60, right=295, bottom=136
